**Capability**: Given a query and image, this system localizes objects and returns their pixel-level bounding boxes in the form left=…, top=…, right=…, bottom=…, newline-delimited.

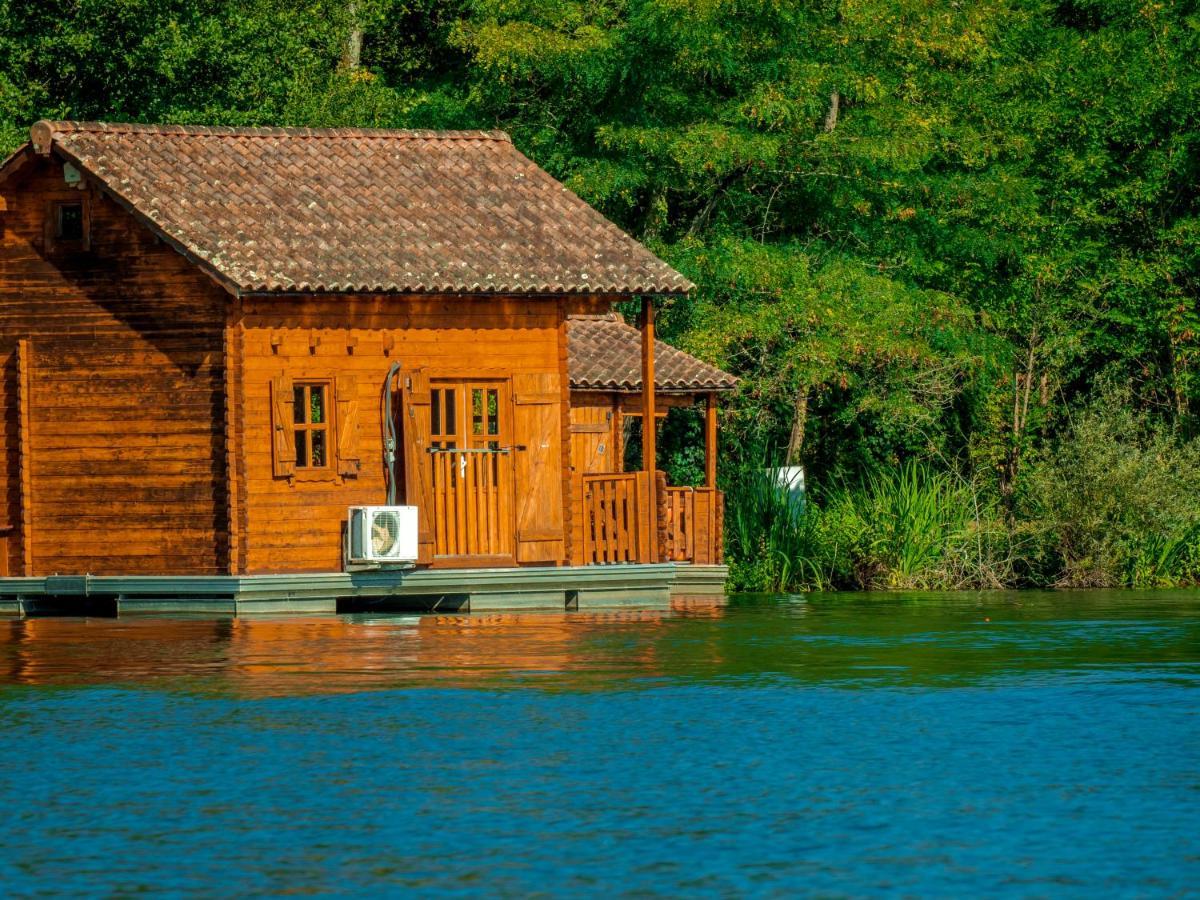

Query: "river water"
left=0, top=592, right=1197, bottom=896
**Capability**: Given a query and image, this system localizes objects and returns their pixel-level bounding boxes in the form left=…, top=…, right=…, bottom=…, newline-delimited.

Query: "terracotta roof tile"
left=23, top=120, right=694, bottom=297
left=568, top=314, right=737, bottom=393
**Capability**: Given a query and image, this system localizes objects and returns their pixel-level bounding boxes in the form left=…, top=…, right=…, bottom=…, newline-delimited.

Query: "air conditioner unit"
left=346, top=505, right=419, bottom=566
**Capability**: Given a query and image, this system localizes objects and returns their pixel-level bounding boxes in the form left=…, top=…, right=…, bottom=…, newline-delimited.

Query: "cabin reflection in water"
left=1, top=601, right=726, bottom=694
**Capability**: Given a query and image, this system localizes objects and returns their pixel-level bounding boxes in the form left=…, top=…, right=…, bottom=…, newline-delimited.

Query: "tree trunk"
left=342, top=2, right=363, bottom=69
left=786, top=387, right=809, bottom=466
left=1169, top=332, right=1188, bottom=424
left=823, top=91, right=840, bottom=133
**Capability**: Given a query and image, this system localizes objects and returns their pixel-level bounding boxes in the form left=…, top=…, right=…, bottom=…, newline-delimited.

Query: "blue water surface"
left=0, top=592, right=1197, bottom=896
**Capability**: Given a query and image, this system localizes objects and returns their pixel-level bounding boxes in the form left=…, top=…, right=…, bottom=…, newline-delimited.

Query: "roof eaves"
left=237, top=283, right=693, bottom=298
left=0, top=144, right=33, bottom=188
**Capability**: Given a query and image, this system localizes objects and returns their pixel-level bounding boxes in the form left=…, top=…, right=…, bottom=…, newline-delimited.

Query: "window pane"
left=472, top=389, right=483, bottom=435
left=310, top=386, right=325, bottom=424
left=431, top=389, right=442, bottom=436
left=311, top=429, right=326, bottom=467
left=57, top=203, right=83, bottom=241
left=295, top=430, right=308, bottom=468
left=445, top=389, right=456, bottom=436
left=487, top=390, right=499, bottom=434
left=293, top=386, right=305, bottom=424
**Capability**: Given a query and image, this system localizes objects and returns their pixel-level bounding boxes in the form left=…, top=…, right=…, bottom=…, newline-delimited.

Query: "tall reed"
left=724, top=464, right=826, bottom=592
left=724, top=459, right=1015, bottom=592
left=826, top=462, right=975, bottom=590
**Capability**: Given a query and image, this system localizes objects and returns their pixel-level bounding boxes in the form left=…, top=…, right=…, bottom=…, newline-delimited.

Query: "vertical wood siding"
left=0, top=157, right=229, bottom=576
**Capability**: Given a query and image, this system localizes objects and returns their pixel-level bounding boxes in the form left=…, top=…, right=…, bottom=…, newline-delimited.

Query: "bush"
left=823, top=462, right=1014, bottom=590
left=1021, top=385, right=1200, bottom=588
left=721, top=384, right=1200, bottom=592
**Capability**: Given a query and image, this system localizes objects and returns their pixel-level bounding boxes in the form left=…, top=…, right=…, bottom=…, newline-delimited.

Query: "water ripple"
left=0, top=590, right=1197, bottom=895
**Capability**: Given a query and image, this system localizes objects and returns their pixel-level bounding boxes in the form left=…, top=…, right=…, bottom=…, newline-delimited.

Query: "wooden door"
left=512, top=373, right=566, bottom=563
left=427, top=380, right=515, bottom=563
left=569, top=400, right=616, bottom=475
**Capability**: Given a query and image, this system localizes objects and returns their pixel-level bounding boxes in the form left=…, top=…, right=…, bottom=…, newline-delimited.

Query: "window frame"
left=430, top=378, right=512, bottom=451
left=291, top=380, right=334, bottom=475
left=44, top=195, right=91, bottom=253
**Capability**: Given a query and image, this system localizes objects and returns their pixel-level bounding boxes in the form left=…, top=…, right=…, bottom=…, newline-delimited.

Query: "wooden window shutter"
left=512, top=372, right=565, bottom=563
left=335, top=375, right=361, bottom=477
left=401, top=369, right=434, bottom=564
left=270, top=374, right=295, bottom=478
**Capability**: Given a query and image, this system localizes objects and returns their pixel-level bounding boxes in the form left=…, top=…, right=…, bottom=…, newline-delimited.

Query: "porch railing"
left=581, top=471, right=654, bottom=565
left=664, top=486, right=725, bottom=565
left=577, top=473, right=724, bottom=566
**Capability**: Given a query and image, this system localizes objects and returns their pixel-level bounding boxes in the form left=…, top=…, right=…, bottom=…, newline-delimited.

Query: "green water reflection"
left=2, top=590, right=1197, bottom=695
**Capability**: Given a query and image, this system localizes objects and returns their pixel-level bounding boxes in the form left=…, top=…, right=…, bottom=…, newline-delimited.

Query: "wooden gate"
left=429, top=448, right=513, bottom=558
left=664, top=486, right=724, bottom=564
left=581, top=471, right=654, bottom=564
left=426, top=379, right=515, bottom=563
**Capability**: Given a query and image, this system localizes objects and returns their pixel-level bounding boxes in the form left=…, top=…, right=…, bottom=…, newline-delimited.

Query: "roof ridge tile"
left=32, top=119, right=511, bottom=143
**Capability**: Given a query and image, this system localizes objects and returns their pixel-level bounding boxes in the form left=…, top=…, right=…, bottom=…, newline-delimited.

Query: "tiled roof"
left=20, top=120, right=694, bottom=297
left=568, top=314, right=737, bottom=394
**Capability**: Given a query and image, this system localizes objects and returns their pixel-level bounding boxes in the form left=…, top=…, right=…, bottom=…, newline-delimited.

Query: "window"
left=271, top=374, right=359, bottom=480
left=56, top=203, right=84, bottom=241
left=45, top=197, right=90, bottom=251
left=292, top=382, right=330, bottom=469
left=431, top=381, right=509, bottom=451
left=471, top=386, right=502, bottom=450
left=430, top=386, right=457, bottom=450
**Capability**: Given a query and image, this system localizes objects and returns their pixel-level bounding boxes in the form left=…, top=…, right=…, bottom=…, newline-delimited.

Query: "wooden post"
left=705, top=392, right=718, bottom=489
left=641, top=297, right=658, bottom=562
left=16, top=340, right=33, bottom=575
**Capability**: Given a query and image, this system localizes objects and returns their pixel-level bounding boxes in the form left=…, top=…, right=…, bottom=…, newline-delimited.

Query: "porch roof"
left=567, top=314, right=737, bottom=394
left=11, top=120, right=694, bottom=298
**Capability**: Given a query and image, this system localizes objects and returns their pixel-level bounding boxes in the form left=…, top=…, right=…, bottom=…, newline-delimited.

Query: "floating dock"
left=0, top=564, right=727, bottom=617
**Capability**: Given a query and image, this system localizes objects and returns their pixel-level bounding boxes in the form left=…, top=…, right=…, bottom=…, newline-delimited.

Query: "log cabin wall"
left=0, top=155, right=229, bottom=576
left=235, top=295, right=585, bottom=574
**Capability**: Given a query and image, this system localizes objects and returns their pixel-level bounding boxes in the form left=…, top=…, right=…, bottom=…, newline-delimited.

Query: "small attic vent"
left=46, top=197, right=89, bottom=251
left=56, top=203, right=83, bottom=241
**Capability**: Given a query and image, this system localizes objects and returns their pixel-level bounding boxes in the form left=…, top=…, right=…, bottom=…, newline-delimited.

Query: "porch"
left=563, top=308, right=735, bottom=569
left=406, top=305, right=734, bottom=573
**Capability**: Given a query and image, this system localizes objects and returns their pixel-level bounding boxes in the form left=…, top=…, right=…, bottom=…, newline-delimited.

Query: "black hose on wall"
left=381, top=361, right=403, bottom=505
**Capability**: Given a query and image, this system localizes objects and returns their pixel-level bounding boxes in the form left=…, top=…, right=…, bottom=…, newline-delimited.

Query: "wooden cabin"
left=0, top=120, right=734, bottom=602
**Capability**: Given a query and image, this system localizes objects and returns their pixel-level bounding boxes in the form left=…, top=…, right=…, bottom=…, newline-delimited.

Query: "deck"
left=0, top=563, right=727, bottom=617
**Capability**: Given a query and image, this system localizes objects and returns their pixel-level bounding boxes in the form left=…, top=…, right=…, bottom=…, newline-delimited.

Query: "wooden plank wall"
left=569, top=392, right=621, bottom=476
left=236, top=295, right=606, bottom=574
left=0, top=156, right=229, bottom=576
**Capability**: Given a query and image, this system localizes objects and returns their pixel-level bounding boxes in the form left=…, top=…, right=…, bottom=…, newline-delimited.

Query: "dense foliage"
left=2, top=0, right=1197, bottom=588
